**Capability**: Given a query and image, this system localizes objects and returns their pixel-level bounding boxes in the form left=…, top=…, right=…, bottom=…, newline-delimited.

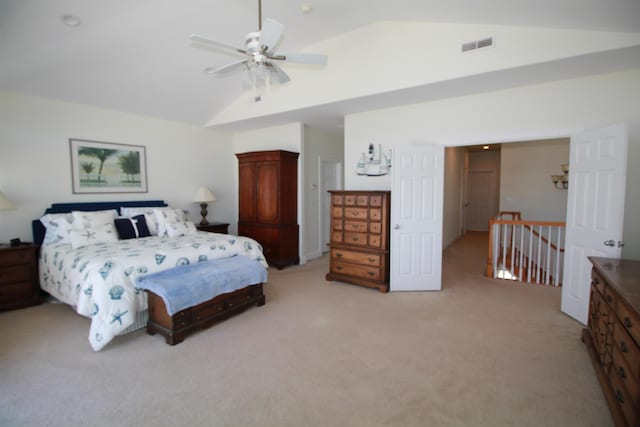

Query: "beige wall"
left=0, top=91, right=232, bottom=243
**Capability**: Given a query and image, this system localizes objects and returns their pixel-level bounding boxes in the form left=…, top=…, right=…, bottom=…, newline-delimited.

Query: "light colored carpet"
left=0, top=232, right=611, bottom=427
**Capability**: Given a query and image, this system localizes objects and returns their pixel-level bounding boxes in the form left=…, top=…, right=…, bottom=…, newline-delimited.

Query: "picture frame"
left=69, top=139, right=148, bottom=194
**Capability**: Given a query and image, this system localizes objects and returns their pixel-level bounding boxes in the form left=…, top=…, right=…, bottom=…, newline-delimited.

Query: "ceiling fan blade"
left=189, top=34, right=247, bottom=56
left=272, top=52, right=327, bottom=65
left=210, top=59, right=249, bottom=75
left=259, top=18, right=284, bottom=53
left=269, top=63, right=290, bottom=84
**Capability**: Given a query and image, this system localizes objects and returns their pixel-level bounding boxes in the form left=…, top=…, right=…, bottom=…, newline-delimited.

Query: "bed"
left=33, top=200, right=267, bottom=351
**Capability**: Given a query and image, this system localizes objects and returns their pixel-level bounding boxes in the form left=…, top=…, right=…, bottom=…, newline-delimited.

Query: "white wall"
left=210, top=22, right=640, bottom=127
left=302, top=125, right=344, bottom=260
left=344, top=69, right=640, bottom=258
left=0, top=91, right=233, bottom=243
left=500, top=139, right=570, bottom=222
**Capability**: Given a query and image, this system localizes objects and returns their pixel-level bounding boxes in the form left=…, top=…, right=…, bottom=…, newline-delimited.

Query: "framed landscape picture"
left=69, top=139, right=148, bottom=193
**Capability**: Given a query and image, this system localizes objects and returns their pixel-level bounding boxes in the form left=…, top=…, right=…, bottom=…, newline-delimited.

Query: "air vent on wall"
left=461, top=37, right=494, bottom=52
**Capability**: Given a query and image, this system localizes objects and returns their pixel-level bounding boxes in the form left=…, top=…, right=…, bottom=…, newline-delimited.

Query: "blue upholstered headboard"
left=32, top=200, right=168, bottom=245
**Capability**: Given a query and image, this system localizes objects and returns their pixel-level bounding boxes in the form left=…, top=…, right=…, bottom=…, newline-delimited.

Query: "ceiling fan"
left=189, top=0, right=327, bottom=101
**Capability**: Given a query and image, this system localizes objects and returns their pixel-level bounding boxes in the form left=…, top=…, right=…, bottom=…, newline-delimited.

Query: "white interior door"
left=466, top=170, right=497, bottom=231
left=390, top=144, right=444, bottom=291
left=561, top=123, right=628, bottom=324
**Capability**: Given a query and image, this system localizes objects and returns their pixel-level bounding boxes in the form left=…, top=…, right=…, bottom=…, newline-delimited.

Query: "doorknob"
left=394, top=225, right=400, bottom=230
left=618, top=241, right=625, bottom=248
left=604, top=240, right=615, bottom=247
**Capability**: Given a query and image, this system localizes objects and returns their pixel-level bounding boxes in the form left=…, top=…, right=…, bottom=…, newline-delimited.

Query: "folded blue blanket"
left=136, top=255, right=268, bottom=315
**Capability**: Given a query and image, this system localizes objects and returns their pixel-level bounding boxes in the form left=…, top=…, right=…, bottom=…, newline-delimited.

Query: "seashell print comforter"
left=39, top=232, right=267, bottom=351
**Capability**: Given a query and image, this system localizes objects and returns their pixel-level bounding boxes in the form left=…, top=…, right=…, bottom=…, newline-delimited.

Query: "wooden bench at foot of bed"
left=146, top=283, right=265, bottom=345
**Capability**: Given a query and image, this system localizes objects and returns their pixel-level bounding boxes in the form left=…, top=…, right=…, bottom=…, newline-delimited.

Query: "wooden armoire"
left=236, top=150, right=299, bottom=269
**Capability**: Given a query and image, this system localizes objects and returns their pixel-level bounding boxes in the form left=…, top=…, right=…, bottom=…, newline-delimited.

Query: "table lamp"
left=192, top=187, right=216, bottom=225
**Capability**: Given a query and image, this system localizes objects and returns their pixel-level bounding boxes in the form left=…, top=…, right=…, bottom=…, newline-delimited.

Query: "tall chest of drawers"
left=325, top=191, right=390, bottom=293
left=584, top=257, right=640, bottom=427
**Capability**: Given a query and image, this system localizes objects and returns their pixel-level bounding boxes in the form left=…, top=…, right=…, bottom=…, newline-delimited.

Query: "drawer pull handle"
left=352, top=237, right=359, bottom=241
left=352, top=211, right=359, bottom=216
left=616, top=390, right=624, bottom=404
left=367, top=272, right=375, bottom=276
left=620, top=341, right=629, bottom=353
left=336, top=253, right=343, bottom=258
left=336, top=266, right=343, bottom=271
left=618, top=367, right=627, bottom=379
left=368, top=258, right=375, bottom=263
left=624, top=317, right=632, bottom=328
left=353, top=224, right=360, bottom=229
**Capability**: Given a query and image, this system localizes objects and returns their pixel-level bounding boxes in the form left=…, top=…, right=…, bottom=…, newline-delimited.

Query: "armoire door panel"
left=255, top=162, right=280, bottom=224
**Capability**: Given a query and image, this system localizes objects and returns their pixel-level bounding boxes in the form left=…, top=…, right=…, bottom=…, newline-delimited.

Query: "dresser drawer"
left=370, top=222, right=382, bottom=234
left=0, top=248, right=36, bottom=267
left=0, top=264, right=33, bottom=285
left=331, top=231, right=343, bottom=243
left=332, top=220, right=343, bottom=231
left=369, top=235, right=382, bottom=248
left=591, top=271, right=606, bottom=296
left=356, top=195, right=369, bottom=206
left=344, top=208, right=368, bottom=220
left=344, top=194, right=356, bottom=205
left=332, top=207, right=343, bottom=217
left=603, top=286, right=617, bottom=308
left=0, top=281, right=36, bottom=302
left=343, top=232, right=368, bottom=246
left=369, top=195, right=383, bottom=207
left=332, top=249, right=381, bottom=267
left=331, top=194, right=344, bottom=206
left=332, top=261, right=381, bottom=281
left=613, top=321, right=640, bottom=380
left=610, top=367, right=640, bottom=427
left=612, top=344, right=640, bottom=406
left=344, top=221, right=367, bottom=233
left=617, top=300, right=640, bottom=348
left=369, top=209, right=382, bottom=221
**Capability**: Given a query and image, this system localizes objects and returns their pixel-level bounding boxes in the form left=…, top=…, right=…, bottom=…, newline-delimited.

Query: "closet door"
left=255, top=161, right=280, bottom=224
left=238, top=162, right=256, bottom=223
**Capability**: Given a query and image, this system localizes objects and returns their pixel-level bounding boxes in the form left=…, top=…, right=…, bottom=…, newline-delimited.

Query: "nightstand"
left=0, top=244, right=42, bottom=310
left=196, top=222, right=229, bottom=234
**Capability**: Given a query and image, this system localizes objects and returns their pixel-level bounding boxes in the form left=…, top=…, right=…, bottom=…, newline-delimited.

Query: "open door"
left=561, top=123, right=628, bottom=324
left=390, top=144, right=444, bottom=291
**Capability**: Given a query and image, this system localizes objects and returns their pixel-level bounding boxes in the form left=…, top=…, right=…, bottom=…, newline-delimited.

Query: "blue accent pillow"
left=114, top=215, right=151, bottom=239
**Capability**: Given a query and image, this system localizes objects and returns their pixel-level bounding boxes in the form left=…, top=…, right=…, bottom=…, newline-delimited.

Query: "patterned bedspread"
left=39, top=232, right=267, bottom=351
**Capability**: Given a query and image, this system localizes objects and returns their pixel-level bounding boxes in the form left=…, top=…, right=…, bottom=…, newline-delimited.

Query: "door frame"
left=318, top=158, right=342, bottom=255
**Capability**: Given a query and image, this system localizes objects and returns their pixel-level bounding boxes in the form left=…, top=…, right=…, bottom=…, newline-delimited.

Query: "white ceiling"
left=1, top=0, right=639, bottom=132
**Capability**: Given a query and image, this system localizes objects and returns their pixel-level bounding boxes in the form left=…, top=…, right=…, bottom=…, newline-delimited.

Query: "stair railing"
left=486, top=212, right=565, bottom=286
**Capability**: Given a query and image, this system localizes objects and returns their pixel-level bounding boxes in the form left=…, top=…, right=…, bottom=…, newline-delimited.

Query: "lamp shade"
left=0, top=191, right=15, bottom=211
left=192, top=187, right=216, bottom=203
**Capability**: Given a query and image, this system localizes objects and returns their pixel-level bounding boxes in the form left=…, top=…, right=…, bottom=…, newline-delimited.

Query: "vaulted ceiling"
left=2, top=0, right=639, bottom=133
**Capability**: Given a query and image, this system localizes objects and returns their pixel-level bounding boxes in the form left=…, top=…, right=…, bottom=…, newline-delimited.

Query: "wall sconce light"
left=551, top=164, right=569, bottom=190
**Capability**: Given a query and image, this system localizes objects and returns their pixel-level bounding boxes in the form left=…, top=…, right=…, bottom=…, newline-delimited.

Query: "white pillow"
left=69, top=223, right=118, bottom=249
left=72, top=210, right=118, bottom=230
left=153, top=208, right=187, bottom=237
left=40, top=213, right=74, bottom=245
left=165, top=220, right=197, bottom=237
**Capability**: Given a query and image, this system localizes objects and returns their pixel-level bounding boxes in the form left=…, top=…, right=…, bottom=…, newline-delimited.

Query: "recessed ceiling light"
left=61, top=14, right=81, bottom=27
left=482, top=145, right=490, bottom=150
left=300, top=3, right=313, bottom=13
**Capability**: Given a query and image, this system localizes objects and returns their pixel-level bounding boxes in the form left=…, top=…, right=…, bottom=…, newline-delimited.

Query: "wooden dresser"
left=584, top=257, right=640, bottom=427
left=325, top=190, right=390, bottom=293
left=0, top=244, right=41, bottom=310
left=236, top=150, right=299, bottom=269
